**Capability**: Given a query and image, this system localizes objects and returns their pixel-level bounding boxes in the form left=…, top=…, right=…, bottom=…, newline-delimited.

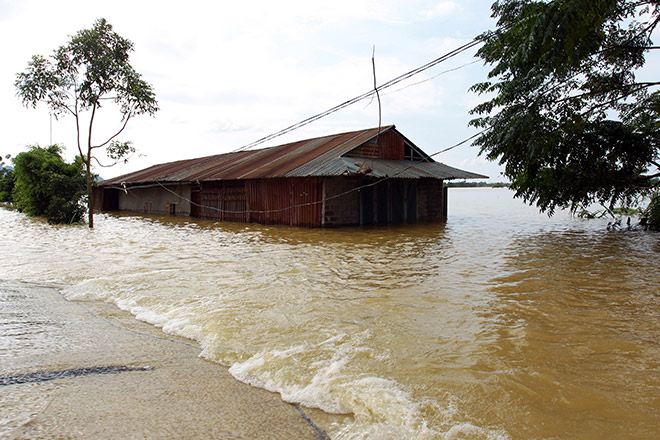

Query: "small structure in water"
left=95, top=126, right=486, bottom=227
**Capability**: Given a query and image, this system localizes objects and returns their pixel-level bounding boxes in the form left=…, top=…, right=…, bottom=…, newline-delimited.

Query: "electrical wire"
left=105, top=37, right=489, bottom=219
left=105, top=126, right=490, bottom=218
left=232, top=37, right=483, bottom=152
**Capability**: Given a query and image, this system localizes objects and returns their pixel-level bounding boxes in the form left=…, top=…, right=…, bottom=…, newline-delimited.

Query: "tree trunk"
left=86, top=158, right=94, bottom=229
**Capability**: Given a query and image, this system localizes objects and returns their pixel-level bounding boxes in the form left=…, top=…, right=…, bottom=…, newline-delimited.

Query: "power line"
left=106, top=126, right=490, bottom=218
left=232, top=37, right=483, bottom=152
left=380, top=59, right=481, bottom=99
left=429, top=129, right=488, bottom=158
left=106, top=37, right=490, bottom=218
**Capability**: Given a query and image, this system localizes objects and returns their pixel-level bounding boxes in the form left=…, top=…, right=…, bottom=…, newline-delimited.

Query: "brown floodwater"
left=1, top=188, right=659, bottom=439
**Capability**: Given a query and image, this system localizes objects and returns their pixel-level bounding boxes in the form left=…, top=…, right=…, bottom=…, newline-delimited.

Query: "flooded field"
left=2, top=188, right=659, bottom=439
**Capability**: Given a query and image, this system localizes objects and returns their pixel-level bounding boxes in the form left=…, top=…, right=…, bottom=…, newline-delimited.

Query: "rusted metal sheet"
left=346, top=140, right=379, bottom=158
left=101, top=127, right=393, bottom=185
left=246, top=177, right=322, bottom=227
left=197, top=182, right=222, bottom=219
left=379, top=129, right=405, bottom=160
left=346, top=130, right=404, bottom=160
left=221, top=181, right=247, bottom=222
left=351, top=159, right=485, bottom=180
left=100, top=125, right=486, bottom=194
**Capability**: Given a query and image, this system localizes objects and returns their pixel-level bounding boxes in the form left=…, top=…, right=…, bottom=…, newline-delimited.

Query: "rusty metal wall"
left=221, top=181, right=247, bottom=222
left=195, top=178, right=322, bottom=226
left=246, top=177, right=322, bottom=227
left=379, top=129, right=405, bottom=160
left=197, top=182, right=223, bottom=219
left=345, top=129, right=405, bottom=160
left=347, top=140, right=379, bottom=158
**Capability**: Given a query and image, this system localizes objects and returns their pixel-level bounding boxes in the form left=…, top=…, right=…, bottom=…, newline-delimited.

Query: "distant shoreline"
left=446, top=182, right=510, bottom=188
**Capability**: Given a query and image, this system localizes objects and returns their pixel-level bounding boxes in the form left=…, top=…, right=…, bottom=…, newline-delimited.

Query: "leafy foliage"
left=106, top=140, right=135, bottom=162
left=643, top=190, right=660, bottom=229
left=470, top=0, right=660, bottom=214
left=15, top=18, right=158, bottom=227
left=12, top=145, right=87, bottom=224
left=1, top=153, right=14, bottom=203
left=0, top=168, right=15, bottom=203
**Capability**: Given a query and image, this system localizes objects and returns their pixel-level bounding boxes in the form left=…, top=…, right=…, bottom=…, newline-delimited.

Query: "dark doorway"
left=391, top=180, right=404, bottom=223
left=376, top=181, right=389, bottom=224
left=191, top=184, right=201, bottom=217
left=360, top=185, right=374, bottom=225
left=407, top=181, right=418, bottom=222
left=101, top=189, right=119, bottom=211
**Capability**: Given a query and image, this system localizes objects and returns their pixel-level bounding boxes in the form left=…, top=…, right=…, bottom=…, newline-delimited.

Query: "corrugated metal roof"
left=101, top=125, right=486, bottom=185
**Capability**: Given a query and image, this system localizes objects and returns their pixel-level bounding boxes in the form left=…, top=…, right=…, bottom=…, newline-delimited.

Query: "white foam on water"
left=61, top=278, right=114, bottom=301
left=121, top=302, right=205, bottom=343
left=62, top=278, right=206, bottom=344
left=226, top=332, right=510, bottom=440
left=56, top=265, right=510, bottom=439
left=59, top=277, right=512, bottom=439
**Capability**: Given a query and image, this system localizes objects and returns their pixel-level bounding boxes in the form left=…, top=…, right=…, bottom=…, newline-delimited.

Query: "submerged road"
left=0, top=280, right=330, bottom=439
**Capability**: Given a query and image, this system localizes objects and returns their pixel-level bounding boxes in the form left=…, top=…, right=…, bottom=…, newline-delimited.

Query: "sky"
left=3, top=0, right=504, bottom=181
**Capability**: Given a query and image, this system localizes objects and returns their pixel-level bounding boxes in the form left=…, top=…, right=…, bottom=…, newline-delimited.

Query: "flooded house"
left=95, top=125, right=486, bottom=227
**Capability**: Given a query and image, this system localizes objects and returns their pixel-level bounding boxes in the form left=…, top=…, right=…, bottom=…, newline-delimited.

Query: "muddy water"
left=1, top=188, right=659, bottom=439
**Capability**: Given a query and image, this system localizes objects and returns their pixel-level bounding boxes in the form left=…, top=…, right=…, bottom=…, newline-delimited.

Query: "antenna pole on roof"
left=372, top=45, right=382, bottom=140
left=370, top=45, right=382, bottom=167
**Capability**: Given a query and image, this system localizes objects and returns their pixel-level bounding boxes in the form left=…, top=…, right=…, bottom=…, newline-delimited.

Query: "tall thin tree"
left=16, top=18, right=158, bottom=228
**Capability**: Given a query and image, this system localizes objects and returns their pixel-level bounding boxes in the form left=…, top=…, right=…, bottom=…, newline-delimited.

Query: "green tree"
left=15, top=18, right=158, bottom=228
left=12, top=145, right=87, bottom=224
left=0, top=156, right=15, bottom=203
left=470, top=0, right=660, bottom=215
left=643, top=189, right=660, bottom=229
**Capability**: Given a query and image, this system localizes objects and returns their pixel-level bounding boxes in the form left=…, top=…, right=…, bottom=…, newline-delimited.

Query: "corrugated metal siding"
left=101, top=126, right=397, bottom=185
left=343, top=129, right=404, bottom=160
left=198, top=182, right=222, bottom=219
left=379, top=129, right=404, bottom=160
left=246, top=177, right=322, bottom=227
left=105, top=126, right=474, bottom=185
left=291, top=157, right=484, bottom=180
left=347, top=140, right=379, bottom=158
left=221, top=181, right=247, bottom=222
left=99, top=125, right=487, bottom=214
left=234, top=130, right=383, bottom=179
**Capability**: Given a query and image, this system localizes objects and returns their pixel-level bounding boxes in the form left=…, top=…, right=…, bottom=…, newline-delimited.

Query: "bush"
left=12, top=145, right=87, bottom=224
left=0, top=168, right=14, bottom=202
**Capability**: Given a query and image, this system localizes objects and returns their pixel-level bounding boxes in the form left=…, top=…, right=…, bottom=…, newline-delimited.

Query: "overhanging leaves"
left=471, top=0, right=660, bottom=214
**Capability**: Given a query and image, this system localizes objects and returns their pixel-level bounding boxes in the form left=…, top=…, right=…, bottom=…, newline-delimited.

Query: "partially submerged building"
left=95, top=125, right=486, bottom=227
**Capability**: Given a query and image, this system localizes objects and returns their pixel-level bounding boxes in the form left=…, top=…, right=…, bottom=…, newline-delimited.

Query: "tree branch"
left=70, top=78, right=84, bottom=159
left=579, top=83, right=657, bottom=117
left=91, top=154, right=134, bottom=168
left=91, top=112, right=133, bottom=149
left=87, top=101, right=98, bottom=158
left=558, top=81, right=660, bottom=107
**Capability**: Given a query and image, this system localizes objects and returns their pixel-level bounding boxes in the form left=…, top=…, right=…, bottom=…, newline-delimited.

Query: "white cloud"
left=422, top=2, right=460, bottom=19
left=2, top=0, right=500, bottom=179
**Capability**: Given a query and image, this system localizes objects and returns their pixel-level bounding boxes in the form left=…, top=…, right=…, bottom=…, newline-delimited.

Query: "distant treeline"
left=446, top=181, right=510, bottom=188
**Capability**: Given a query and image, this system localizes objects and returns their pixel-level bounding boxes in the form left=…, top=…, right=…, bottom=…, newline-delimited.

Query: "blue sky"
left=3, top=0, right=503, bottom=180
